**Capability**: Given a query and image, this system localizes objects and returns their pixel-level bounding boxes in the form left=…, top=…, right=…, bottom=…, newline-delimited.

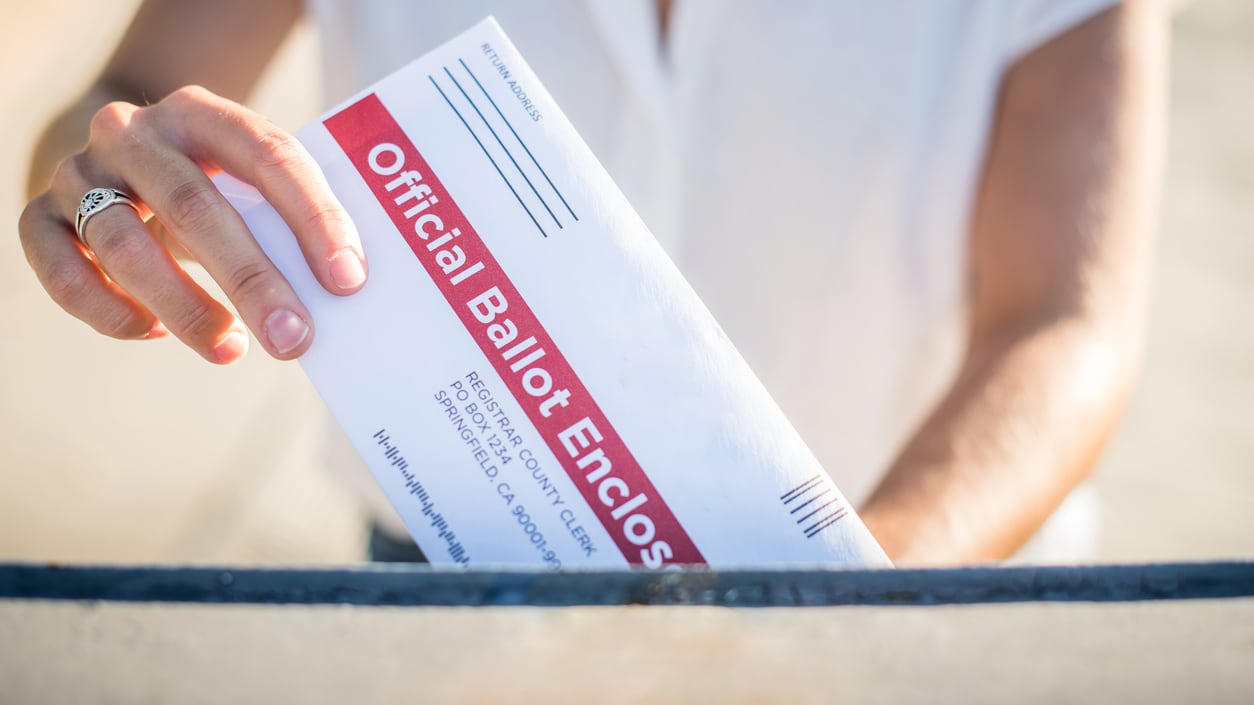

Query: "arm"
left=858, top=3, right=1168, bottom=565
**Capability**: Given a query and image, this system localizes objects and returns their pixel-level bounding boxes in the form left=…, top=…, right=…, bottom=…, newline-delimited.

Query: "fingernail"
left=329, top=249, right=366, bottom=290
left=143, top=321, right=170, bottom=339
left=212, top=329, right=250, bottom=364
left=264, top=309, right=310, bottom=355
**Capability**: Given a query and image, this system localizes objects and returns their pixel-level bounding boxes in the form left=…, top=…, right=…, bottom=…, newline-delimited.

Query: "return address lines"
left=428, top=57, right=578, bottom=239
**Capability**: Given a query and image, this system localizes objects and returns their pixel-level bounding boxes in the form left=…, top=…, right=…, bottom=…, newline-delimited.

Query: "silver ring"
left=75, top=187, right=141, bottom=245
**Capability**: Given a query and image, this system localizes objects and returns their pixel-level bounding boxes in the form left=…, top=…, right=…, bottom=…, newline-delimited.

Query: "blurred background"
left=1, top=0, right=1250, bottom=565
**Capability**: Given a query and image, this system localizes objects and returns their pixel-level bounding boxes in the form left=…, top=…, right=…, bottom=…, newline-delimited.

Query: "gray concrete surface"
left=3, top=598, right=1252, bottom=704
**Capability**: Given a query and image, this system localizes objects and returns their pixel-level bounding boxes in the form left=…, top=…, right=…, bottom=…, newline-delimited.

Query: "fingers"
left=91, top=140, right=314, bottom=361
left=18, top=195, right=163, bottom=342
left=53, top=131, right=319, bottom=362
left=43, top=157, right=250, bottom=363
left=89, top=206, right=251, bottom=364
left=25, top=86, right=361, bottom=364
left=161, top=86, right=367, bottom=295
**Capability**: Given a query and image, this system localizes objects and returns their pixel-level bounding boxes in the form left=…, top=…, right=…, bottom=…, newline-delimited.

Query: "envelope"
left=220, top=17, right=889, bottom=569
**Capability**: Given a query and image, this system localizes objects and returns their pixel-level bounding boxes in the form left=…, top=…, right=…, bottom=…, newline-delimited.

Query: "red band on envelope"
left=325, top=94, right=706, bottom=567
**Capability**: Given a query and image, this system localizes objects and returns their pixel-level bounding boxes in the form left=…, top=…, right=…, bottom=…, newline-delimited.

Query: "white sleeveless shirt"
left=309, top=0, right=1116, bottom=559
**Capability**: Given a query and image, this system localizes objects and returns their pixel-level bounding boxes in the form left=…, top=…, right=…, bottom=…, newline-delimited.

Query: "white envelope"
left=220, top=18, right=889, bottom=569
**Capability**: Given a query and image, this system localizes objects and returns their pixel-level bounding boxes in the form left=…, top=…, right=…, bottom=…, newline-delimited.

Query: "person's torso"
left=309, top=0, right=1111, bottom=515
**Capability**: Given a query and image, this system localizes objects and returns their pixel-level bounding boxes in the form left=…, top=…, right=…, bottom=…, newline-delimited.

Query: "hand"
left=18, top=85, right=366, bottom=364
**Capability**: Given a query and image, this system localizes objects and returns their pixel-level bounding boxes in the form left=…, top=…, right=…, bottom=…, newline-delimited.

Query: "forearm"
left=859, top=315, right=1139, bottom=565
left=860, top=2, right=1166, bottom=565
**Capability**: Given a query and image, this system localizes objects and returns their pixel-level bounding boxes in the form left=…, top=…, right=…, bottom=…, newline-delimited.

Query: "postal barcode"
left=780, top=474, right=848, bottom=539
